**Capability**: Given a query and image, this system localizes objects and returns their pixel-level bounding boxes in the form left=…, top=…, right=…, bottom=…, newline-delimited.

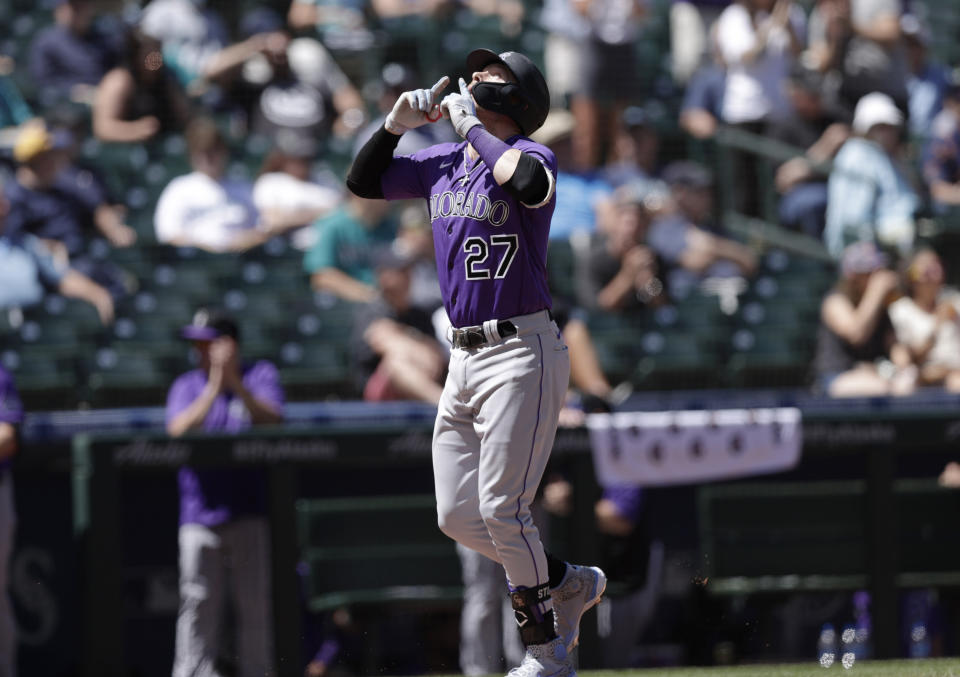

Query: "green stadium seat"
left=1, top=345, right=82, bottom=409
left=279, top=340, right=352, bottom=399
left=297, top=494, right=461, bottom=611
left=86, top=346, right=171, bottom=407
left=726, top=326, right=813, bottom=388
left=630, top=328, right=724, bottom=390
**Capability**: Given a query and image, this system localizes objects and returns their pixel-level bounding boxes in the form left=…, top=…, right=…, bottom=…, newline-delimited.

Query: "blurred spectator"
left=0, top=366, right=21, bottom=677
left=166, top=308, right=283, bottom=677
left=812, top=241, right=915, bottom=397
left=715, top=0, right=805, bottom=216
left=824, top=91, right=918, bottom=258
left=922, top=82, right=960, bottom=211
left=0, top=57, right=33, bottom=134
left=603, top=106, right=661, bottom=188
left=888, top=248, right=960, bottom=391
left=92, top=27, right=191, bottom=143
left=678, top=39, right=726, bottom=141
left=539, top=0, right=589, bottom=109
left=901, top=14, right=948, bottom=141
left=569, top=0, right=647, bottom=170
left=669, top=0, right=730, bottom=85
left=457, top=0, right=523, bottom=37
left=252, top=137, right=343, bottom=251
left=0, top=178, right=114, bottom=324
left=303, top=194, right=397, bottom=303
left=768, top=65, right=850, bottom=238
left=352, top=249, right=446, bottom=403
left=353, top=63, right=452, bottom=158
left=223, top=9, right=366, bottom=151
left=28, top=0, right=120, bottom=107
left=154, top=117, right=265, bottom=252
left=138, top=0, right=229, bottom=88
left=577, top=183, right=665, bottom=312
left=531, top=110, right=613, bottom=241
left=287, top=0, right=375, bottom=51
left=393, top=203, right=443, bottom=311
left=647, top=161, right=757, bottom=299
left=805, top=0, right=908, bottom=115
left=5, top=122, right=135, bottom=299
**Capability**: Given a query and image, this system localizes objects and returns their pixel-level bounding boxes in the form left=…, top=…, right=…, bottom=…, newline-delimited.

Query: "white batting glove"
left=384, top=76, right=450, bottom=135
left=441, top=78, right=482, bottom=139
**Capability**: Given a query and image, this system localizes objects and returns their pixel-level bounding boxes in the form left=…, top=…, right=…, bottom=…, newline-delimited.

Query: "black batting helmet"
left=466, top=49, right=550, bottom=136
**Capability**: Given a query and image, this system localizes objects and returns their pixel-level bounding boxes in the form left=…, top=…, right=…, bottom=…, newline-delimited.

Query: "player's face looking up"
left=468, top=64, right=521, bottom=133
left=469, top=63, right=517, bottom=91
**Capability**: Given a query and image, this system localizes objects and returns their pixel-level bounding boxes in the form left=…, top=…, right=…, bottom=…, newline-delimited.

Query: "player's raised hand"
left=441, top=77, right=482, bottom=139
left=384, top=76, right=450, bottom=135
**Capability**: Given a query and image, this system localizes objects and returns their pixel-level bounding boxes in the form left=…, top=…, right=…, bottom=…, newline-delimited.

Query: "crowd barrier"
left=10, top=395, right=960, bottom=675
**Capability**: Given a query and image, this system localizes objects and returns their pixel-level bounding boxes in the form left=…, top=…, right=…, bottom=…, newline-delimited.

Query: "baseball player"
left=347, top=49, right=606, bottom=676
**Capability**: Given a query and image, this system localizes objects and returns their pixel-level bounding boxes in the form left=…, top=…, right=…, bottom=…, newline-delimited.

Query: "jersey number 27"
left=464, top=235, right=519, bottom=280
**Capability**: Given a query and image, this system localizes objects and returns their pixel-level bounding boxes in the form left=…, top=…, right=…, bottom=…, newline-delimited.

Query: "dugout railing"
left=58, top=403, right=960, bottom=676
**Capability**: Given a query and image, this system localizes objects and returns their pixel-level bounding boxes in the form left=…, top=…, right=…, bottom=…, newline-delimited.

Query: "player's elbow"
left=346, top=171, right=384, bottom=200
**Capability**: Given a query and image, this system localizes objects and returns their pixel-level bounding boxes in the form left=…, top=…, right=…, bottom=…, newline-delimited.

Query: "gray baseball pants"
left=434, top=310, right=569, bottom=590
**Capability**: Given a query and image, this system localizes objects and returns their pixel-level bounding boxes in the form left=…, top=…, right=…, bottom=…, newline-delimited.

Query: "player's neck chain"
left=460, top=147, right=478, bottom=186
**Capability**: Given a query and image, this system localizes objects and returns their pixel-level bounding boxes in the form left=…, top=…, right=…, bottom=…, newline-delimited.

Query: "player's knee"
left=437, top=503, right=466, bottom=540
left=477, top=495, right=511, bottom=527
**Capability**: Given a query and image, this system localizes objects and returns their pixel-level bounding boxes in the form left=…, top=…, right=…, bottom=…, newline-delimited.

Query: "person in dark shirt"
left=767, top=64, right=850, bottom=238
left=352, top=248, right=446, bottom=404
left=578, top=182, right=667, bottom=313
left=679, top=58, right=726, bottom=141
left=28, top=0, right=120, bottom=107
left=813, top=241, right=916, bottom=397
left=92, top=27, right=191, bottom=143
left=5, top=123, right=135, bottom=299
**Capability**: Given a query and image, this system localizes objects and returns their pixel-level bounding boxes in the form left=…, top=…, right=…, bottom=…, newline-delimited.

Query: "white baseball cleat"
left=506, top=636, right=575, bottom=677
left=551, top=563, right=607, bottom=652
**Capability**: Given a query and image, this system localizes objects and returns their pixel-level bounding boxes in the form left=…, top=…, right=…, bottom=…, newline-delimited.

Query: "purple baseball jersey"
left=380, top=136, right=558, bottom=328
left=165, top=361, right=285, bottom=526
left=0, top=366, right=23, bottom=474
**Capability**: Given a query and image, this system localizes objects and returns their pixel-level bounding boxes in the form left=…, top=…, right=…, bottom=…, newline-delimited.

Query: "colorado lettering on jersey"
left=429, top=190, right=510, bottom=227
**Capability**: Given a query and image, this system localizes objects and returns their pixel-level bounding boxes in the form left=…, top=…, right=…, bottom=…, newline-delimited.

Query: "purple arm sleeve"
left=465, top=126, right=513, bottom=171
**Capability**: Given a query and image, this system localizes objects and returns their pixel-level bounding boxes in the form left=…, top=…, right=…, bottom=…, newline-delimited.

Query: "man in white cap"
left=824, top=91, right=919, bottom=259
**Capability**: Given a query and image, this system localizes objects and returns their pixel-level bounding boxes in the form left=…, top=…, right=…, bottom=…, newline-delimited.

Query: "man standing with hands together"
left=166, top=308, right=284, bottom=677
left=348, top=50, right=606, bottom=677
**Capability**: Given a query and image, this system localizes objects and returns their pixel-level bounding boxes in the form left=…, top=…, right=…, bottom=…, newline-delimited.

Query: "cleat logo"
left=514, top=609, right=529, bottom=627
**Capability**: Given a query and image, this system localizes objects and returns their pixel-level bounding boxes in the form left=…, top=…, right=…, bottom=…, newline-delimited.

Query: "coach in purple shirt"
left=165, top=308, right=283, bottom=677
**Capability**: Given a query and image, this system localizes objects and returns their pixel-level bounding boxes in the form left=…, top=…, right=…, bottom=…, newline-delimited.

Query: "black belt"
left=451, top=321, right=518, bottom=349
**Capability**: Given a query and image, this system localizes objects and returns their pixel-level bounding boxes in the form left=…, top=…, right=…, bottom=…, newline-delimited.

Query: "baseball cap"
left=841, top=241, right=889, bottom=278
left=13, top=123, right=73, bottom=163
left=662, top=161, right=713, bottom=190
left=852, top=92, right=903, bottom=134
left=180, top=308, right=240, bottom=341
left=466, top=49, right=550, bottom=135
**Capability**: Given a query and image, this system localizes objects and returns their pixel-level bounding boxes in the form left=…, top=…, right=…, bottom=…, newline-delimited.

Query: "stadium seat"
left=630, top=328, right=724, bottom=390
left=725, top=326, right=814, bottom=388
left=297, top=493, right=461, bottom=611
left=279, top=339, right=353, bottom=400
left=86, top=346, right=171, bottom=408
left=1, top=344, right=80, bottom=406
